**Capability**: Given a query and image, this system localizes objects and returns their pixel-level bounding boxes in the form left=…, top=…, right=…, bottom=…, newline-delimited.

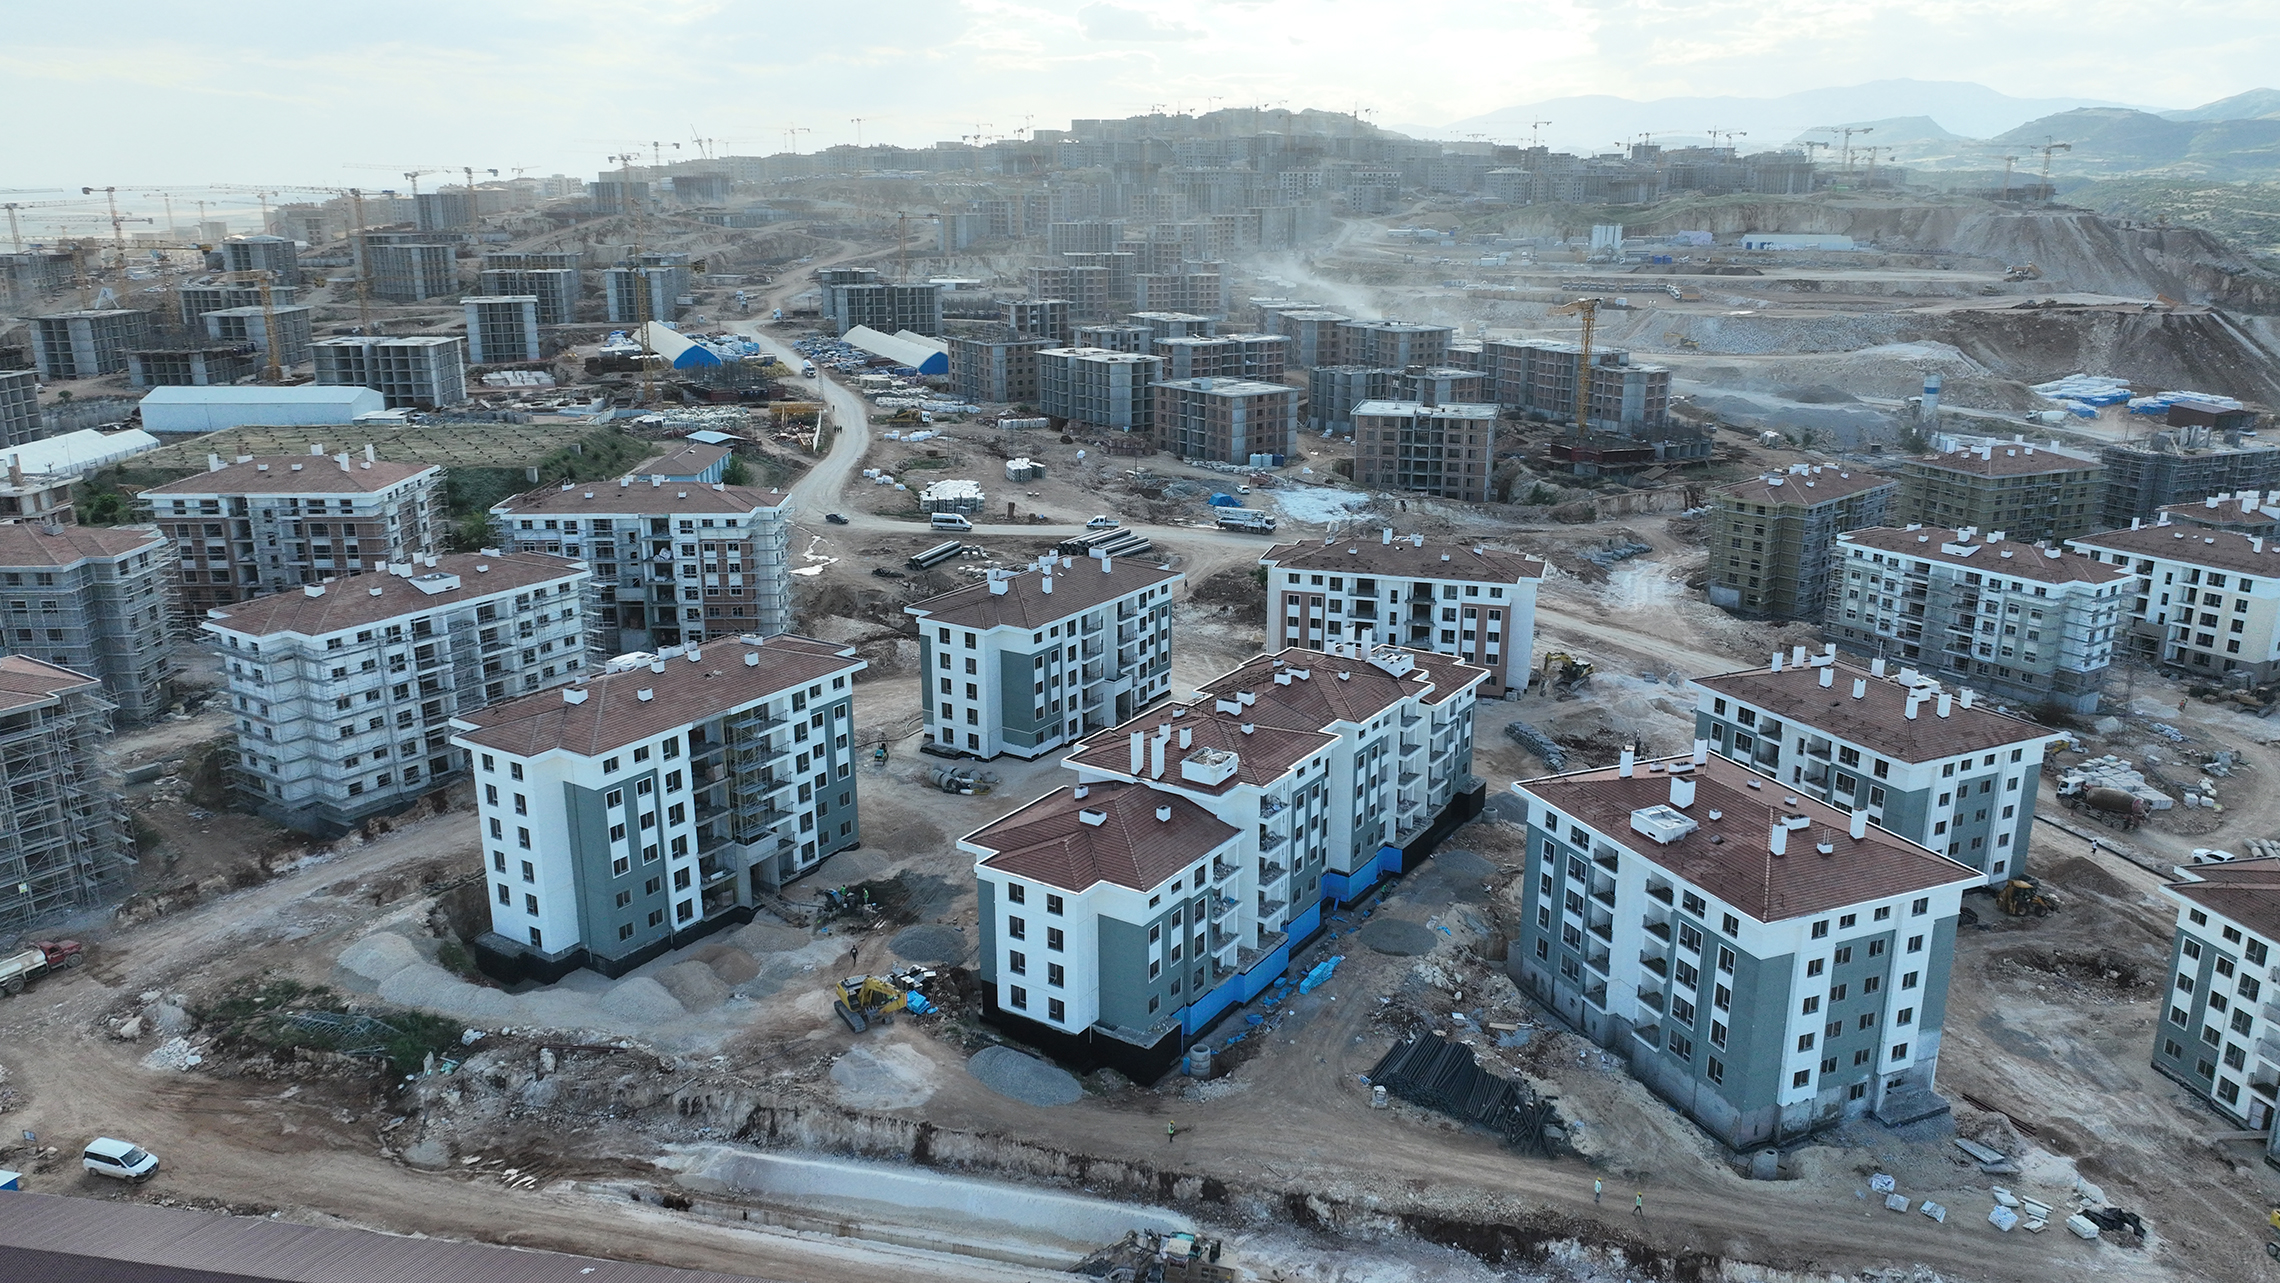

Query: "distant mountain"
left=2161, top=89, right=2280, bottom=122
left=1441, top=80, right=2145, bottom=150
left=1995, top=108, right=2280, bottom=177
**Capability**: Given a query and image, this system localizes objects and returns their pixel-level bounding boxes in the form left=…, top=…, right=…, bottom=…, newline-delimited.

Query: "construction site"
left=8, top=89, right=2280, bottom=1283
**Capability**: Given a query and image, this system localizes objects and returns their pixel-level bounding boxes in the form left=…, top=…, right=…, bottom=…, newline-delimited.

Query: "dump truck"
left=0, top=940, right=83, bottom=997
left=1214, top=508, right=1277, bottom=533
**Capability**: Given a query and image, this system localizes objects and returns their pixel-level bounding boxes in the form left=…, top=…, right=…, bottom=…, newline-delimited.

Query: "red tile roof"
left=494, top=481, right=787, bottom=516
left=1196, top=645, right=1488, bottom=725
left=1903, top=446, right=2102, bottom=478
left=1715, top=466, right=1896, bottom=507
left=1838, top=527, right=2133, bottom=586
left=0, top=654, right=101, bottom=714
left=2168, top=857, right=2280, bottom=946
left=966, top=781, right=1239, bottom=892
left=2071, top=522, right=2280, bottom=577
left=1260, top=538, right=1542, bottom=582
left=1693, top=660, right=2050, bottom=761
left=1518, top=753, right=1980, bottom=923
left=202, top=552, right=586, bottom=637
left=0, top=522, right=164, bottom=569
left=906, top=556, right=1182, bottom=631
left=144, top=457, right=439, bottom=496
left=1064, top=704, right=1336, bottom=795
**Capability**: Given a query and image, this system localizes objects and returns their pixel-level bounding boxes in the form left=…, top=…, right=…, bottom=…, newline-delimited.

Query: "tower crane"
left=1812, top=125, right=1875, bottom=174
left=1528, top=120, right=1551, bottom=148
left=1, top=199, right=97, bottom=253
left=1550, top=297, right=1603, bottom=436
left=345, top=165, right=450, bottom=199
left=2036, top=138, right=2072, bottom=190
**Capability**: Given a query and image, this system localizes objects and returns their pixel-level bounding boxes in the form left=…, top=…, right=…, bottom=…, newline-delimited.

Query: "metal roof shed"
left=636, top=321, right=724, bottom=370
left=138, top=386, right=385, bottom=434
left=842, top=325, right=948, bottom=375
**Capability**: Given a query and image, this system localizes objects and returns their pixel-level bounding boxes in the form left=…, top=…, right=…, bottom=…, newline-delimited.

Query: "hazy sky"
left=3, top=0, right=2271, bottom=214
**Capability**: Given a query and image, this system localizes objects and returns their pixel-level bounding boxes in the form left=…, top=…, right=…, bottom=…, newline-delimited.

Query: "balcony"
left=1211, top=858, right=1239, bottom=883
left=1259, top=828, right=1288, bottom=853
left=1210, top=894, right=1239, bottom=922
left=1583, top=979, right=1608, bottom=1008
left=1639, top=952, right=1668, bottom=976
left=1646, top=882, right=1674, bottom=905
left=1632, top=1022, right=1661, bottom=1047
left=1637, top=988, right=1665, bottom=1012
left=1643, top=917, right=1672, bottom=942
left=1259, top=796, right=1288, bottom=819
left=1593, top=848, right=1619, bottom=871
left=726, top=707, right=787, bottom=735
left=1258, top=861, right=1287, bottom=886
left=1588, top=917, right=1613, bottom=945
left=1256, top=897, right=1286, bottom=921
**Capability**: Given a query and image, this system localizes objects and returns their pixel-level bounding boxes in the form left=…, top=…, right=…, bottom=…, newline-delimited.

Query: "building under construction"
left=0, top=522, right=176, bottom=722
left=0, top=655, right=134, bottom=937
left=2097, top=428, right=2280, bottom=529
left=312, top=335, right=467, bottom=408
left=31, top=310, right=152, bottom=380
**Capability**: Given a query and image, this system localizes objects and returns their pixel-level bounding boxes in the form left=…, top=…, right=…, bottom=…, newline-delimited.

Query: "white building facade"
left=451, top=634, right=867, bottom=981
left=2069, top=516, right=2280, bottom=682
left=1260, top=534, right=1542, bottom=696
left=207, top=552, right=589, bottom=834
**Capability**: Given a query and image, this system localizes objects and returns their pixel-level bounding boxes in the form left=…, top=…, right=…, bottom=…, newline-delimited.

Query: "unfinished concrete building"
left=1024, top=266, right=1110, bottom=324
left=0, top=371, right=38, bottom=448
left=312, top=335, right=468, bottom=408
left=201, top=305, right=314, bottom=368
left=948, top=335, right=1049, bottom=405
left=2097, top=430, right=2280, bottom=529
left=479, top=268, right=580, bottom=326
left=1351, top=400, right=1498, bottom=502
left=220, top=234, right=302, bottom=287
left=0, top=523, right=174, bottom=722
left=606, top=265, right=687, bottom=324
left=0, top=656, right=134, bottom=938
left=366, top=242, right=458, bottom=302
left=817, top=267, right=939, bottom=335
left=31, top=310, right=152, bottom=379
left=140, top=452, right=446, bottom=615
left=1264, top=308, right=1350, bottom=368
left=1134, top=270, right=1223, bottom=316
left=1338, top=320, right=1452, bottom=370
left=1073, top=324, right=1151, bottom=354
left=1002, top=298, right=1072, bottom=344
left=489, top=478, right=794, bottom=656
left=177, top=283, right=299, bottom=328
left=414, top=191, right=477, bottom=234
left=1038, top=348, right=1162, bottom=434
left=1706, top=466, right=1898, bottom=620
left=1310, top=366, right=1397, bottom=435
left=206, top=552, right=590, bottom=834
left=1153, top=378, right=1299, bottom=463
left=126, top=347, right=259, bottom=389
left=1896, top=443, right=2106, bottom=543
left=463, top=295, right=542, bottom=364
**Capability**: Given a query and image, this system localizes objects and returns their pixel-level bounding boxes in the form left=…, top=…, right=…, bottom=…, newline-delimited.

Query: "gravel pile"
left=731, top=922, right=810, bottom=954
left=599, top=976, right=685, bottom=1022
left=655, top=961, right=729, bottom=1012
left=695, top=944, right=761, bottom=985
left=830, top=1043, right=937, bottom=1110
left=889, top=923, right=969, bottom=966
left=1360, top=918, right=1441, bottom=957
left=967, top=1046, right=1082, bottom=1106
left=141, top=1036, right=202, bottom=1071
left=339, top=933, right=422, bottom=985
left=820, top=849, right=891, bottom=881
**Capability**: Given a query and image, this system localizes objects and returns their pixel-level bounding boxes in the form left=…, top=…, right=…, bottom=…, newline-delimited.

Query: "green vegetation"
left=2059, top=177, right=2280, bottom=255
left=194, top=976, right=468, bottom=1076
left=443, top=427, right=653, bottom=531
left=74, top=471, right=134, bottom=525
left=720, top=453, right=753, bottom=486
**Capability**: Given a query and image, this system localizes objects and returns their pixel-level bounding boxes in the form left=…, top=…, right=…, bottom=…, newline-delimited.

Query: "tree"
left=720, top=454, right=753, bottom=486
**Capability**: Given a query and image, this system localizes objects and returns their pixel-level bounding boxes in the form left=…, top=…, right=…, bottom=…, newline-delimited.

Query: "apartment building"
left=479, top=268, right=581, bottom=326
left=206, top=552, right=589, bottom=834
left=2070, top=515, right=2280, bottom=680
left=1128, top=312, right=1215, bottom=343
left=2152, top=859, right=2280, bottom=1149
left=1511, top=748, right=1980, bottom=1147
left=141, top=453, right=446, bottom=615
left=1260, top=533, right=1542, bottom=696
left=1003, top=298, right=1072, bottom=344
left=312, top=335, right=468, bottom=409
left=0, top=524, right=174, bottom=723
left=222, top=234, right=303, bottom=287
left=176, top=283, right=297, bottom=328
left=1308, top=366, right=1395, bottom=434
left=1337, top=320, right=1452, bottom=370
left=2098, top=432, right=2280, bottom=529
left=126, top=347, right=259, bottom=389
left=970, top=641, right=1487, bottom=1074
left=1479, top=339, right=1673, bottom=433
left=1133, top=270, right=1224, bottom=316
left=31, top=310, right=151, bottom=379
left=907, top=553, right=1182, bottom=759
left=1692, top=652, right=2051, bottom=882
left=1826, top=526, right=2133, bottom=714
left=1896, top=443, right=2105, bottom=543
left=1152, top=378, right=1299, bottom=463
left=947, top=335, right=1049, bottom=405
left=1706, top=466, right=1898, bottom=620
left=1026, top=266, right=1111, bottom=323
left=201, top=305, right=314, bottom=369
left=1351, top=400, right=1498, bottom=503
left=606, top=262, right=692, bottom=325
left=818, top=267, right=942, bottom=336
left=1073, top=324, right=1151, bottom=354
left=0, top=656, right=135, bottom=938
left=366, top=242, right=458, bottom=302
left=1, top=370, right=41, bottom=449
left=2166, top=490, right=2280, bottom=536
left=490, top=478, right=793, bottom=656
left=1038, top=348, right=1163, bottom=434
left=463, top=295, right=542, bottom=364
left=451, top=634, right=868, bottom=982
left=1263, top=309, right=1350, bottom=369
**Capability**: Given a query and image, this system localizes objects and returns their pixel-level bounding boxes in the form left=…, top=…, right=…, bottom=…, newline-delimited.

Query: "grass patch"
left=195, top=975, right=467, bottom=1076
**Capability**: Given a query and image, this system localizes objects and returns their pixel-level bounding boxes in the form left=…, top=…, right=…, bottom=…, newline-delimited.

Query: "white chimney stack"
left=1871, top=657, right=1887, bottom=677
left=1692, top=737, right=1709, bottom=765
left=1959, top=688, right=1975, bottom=709
left=1791, top=644, right=1807, bottom=666
left=1178, top=727, right=1192, bottom=748
left=1130, top=731, right=1145, bottom=774
left=1769, top=813, right=1788, bottom=857
left=1670, top=775, right=1696, bottom=808
left=1619, top=746, right=1635, bottom=778
left=1041, top=574, right=1053, bottom=594
left=1936, top=692, right=1953, bottom=718
left=1150, top=728, right=1168, bottom=778
left=1849, top=809, right=1868, bottom=840
left=1851, top=678, right=1867, bottom=699
left=1770, top=651, right=1784, bottom=672
left=1819, top=665, right=1833, bottom=688
left=1905, top=693, right=1922, bottom=720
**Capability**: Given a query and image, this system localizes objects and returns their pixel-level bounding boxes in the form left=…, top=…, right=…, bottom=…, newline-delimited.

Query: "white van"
left=929, top=512, right=974, bottom=532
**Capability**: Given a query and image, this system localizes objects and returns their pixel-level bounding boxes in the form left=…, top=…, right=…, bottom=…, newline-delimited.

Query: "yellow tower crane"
left=1551, top=297, right=1603, bottom=435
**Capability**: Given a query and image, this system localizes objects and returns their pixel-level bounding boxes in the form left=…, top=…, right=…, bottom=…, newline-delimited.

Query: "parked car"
left=82, top=1138, right=158, bottom=1182
left=824, top=513, right=849, bottom=525
left=1085, top=515, right=1120, bottom=529
left=2192, top=848, right=2241, bottom=864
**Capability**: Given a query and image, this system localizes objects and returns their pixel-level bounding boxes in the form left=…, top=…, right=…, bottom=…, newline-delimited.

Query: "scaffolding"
left=0, top=671, right=130, bottom=937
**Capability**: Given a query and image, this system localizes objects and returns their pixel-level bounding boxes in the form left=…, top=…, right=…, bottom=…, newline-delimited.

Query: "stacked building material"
left=1365, top=1033, right=1561, bottom=1154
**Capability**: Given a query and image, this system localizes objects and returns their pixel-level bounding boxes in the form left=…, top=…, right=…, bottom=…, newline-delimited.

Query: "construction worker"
left=1167, top=1120, right=1177, bottom=1145
left=1593, top=1177, right=1603, bottom=1203
left=1633, top=1191, right=1645, bottom=1217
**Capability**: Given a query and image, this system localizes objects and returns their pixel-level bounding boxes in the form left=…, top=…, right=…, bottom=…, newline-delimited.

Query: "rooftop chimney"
left=1130, top=731, right=1145, bottom=774
left=1936, top=692, right=1953, bottom=718
left=1819, top=665, right=1833, bottom=688
left=1619, top=746, right=1635, bottom=778
left=1849, top=809, right=1868, bottom=840
left=636, top=688, right=653, bottom=702
left=1770, top=651, right=1783, bottom=672
left=1178, top=727, right=1192, bottom=749
left=1791, top=644, right=1807, bottom=666
left=1871, top=657, right=1887, bottom=677
left=743, top=651, right=759, bottom=667
left=989, top=577, right=1008, bottom=595
left=1959, top=688, right=1975, bottom=709
left=1905, top=692, right=1922, bottom=720
left=1041, top=574, right=1053, bottom=594
left=1670, top=775, right=1696, bottom=808
left=1692, top=737, right=1709, bottom=765
left=1852, top=678, right=1867, bottom=699
left=1156, top=805, right=1172, bottom=823
left=563, top=687, right=588, bottom=705
left=1769, top=812, right=1787, bottom=857
left=1150, top=728, right=1167, bottom=779
left=1382, top=528, right=1393, bottom=544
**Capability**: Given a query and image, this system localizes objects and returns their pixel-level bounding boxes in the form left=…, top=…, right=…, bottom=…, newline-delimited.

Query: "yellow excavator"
left=832, top=974, right=907, bottom=1033
left=1535, top=652, right=1594, bottom=696
left=1995, top=877, right=2057, bottom=918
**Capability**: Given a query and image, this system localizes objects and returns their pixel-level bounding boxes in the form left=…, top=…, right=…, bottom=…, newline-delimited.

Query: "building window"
left=1792, top=1070, right=1811, bottom=1089
left=1047, top=963, right=1065, bottom=987
left=1047, top=998, right=1066, bottom=1023
left=1009, top=985, right=1028, bottom=1010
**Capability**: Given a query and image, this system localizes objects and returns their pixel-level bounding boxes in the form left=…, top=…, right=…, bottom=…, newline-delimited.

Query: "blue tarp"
left=1298, top=955, right=1344, bottom=994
